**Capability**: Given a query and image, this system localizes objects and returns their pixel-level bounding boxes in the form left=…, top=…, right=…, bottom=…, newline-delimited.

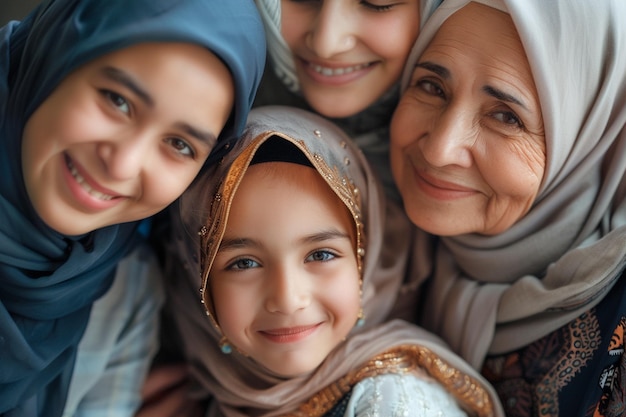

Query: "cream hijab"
left=165, top=106, right=503, bottom=416
left=400, top=0, right=626, bottom=368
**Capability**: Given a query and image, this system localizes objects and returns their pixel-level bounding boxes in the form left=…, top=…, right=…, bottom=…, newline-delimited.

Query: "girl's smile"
left=258, top=323, right=323, bottom=344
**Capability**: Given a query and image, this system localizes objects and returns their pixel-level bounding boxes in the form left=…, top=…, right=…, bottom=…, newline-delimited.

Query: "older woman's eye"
left=492, top=110, right=523, bottom=128
left=417, top=79, right=446, bottom=98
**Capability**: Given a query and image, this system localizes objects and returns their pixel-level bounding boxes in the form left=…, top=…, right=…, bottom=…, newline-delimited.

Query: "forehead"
left=425, top=3, right=524, bottom=67
left=241, top=162, right=336, bottom=202
left=80, top=42, right=208, bottom=72
left=235, top=162, right=354, bottom=228
left=421, top=3, right=536, bottom=94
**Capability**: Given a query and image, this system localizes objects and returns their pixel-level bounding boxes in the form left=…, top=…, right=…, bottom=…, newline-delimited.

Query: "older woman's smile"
left=413, top=167, right=477, bottom=201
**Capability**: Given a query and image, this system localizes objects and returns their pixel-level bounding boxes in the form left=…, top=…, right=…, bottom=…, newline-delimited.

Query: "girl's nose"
left=264, top=266, right=311, bottom=315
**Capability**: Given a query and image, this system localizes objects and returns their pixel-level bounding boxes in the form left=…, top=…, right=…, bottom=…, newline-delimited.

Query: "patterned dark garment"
left=323, top=392, right=353, bottom=417
left=483, top=268, right=626, bottom=417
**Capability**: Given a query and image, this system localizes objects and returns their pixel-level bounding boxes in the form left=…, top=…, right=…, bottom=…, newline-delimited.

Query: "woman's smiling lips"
left=259, top=323, right=322, bottom=344
left=63, top=154, right=125, bottom=210
left=298, top=57, right=376, bottom=86
left=413, top=168, right=477, bottom=201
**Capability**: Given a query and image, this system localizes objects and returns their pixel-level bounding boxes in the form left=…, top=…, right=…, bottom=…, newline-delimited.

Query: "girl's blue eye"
left=228, top=258, right=259, bottom=271
left=103, top=90, right=130, bottom=114
left=306, top=250, right=336, bottom=263
left=165, top=137, right=195, bottom=158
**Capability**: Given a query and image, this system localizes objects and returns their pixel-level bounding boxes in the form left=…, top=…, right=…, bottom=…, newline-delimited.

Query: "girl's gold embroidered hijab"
left=176, top=105, right=381, bottom=333
left=196, top=110, right=366, bottom=323
left=166, top=106, right=504, bottom=416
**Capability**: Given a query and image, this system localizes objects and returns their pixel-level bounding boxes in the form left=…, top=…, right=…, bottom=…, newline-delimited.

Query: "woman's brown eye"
left=418, top=80, right=445, bottom=98
left=102, top=90, right=130, bottom=114
left=165, top=137, right=195, bottom=158
left=492, top=111, right=523, bottom=128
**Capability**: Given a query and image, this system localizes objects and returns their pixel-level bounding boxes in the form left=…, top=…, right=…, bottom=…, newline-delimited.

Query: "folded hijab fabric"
left=400, top=0, right=626, bottom=369
left=165, top=105, right=504, bottom=416
left=0, top=0, right=265, bottom=415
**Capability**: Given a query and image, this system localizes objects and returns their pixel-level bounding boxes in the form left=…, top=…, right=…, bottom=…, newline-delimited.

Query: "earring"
left=355, top=308, right=365, bottom=328
left=219, top=337, right=233, bottom=354
left=355, top=277, right=365, bottom=328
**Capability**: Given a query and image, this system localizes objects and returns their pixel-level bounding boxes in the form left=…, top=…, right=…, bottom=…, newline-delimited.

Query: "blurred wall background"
left=1, top=0, right=40, bottom=26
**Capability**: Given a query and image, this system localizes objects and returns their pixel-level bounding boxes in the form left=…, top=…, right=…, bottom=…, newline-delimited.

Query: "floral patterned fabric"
left=483, top=268, right=626, bottom=417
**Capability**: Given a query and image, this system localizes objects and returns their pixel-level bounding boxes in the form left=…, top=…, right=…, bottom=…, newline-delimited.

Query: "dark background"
left=1, top=1, right=40, bottom=26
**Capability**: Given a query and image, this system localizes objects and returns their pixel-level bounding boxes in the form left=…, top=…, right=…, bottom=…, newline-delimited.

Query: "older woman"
left=390, top=0, right=626, bottom=415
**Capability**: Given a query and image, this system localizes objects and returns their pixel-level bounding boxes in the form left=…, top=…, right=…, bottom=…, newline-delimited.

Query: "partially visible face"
left=281, top=0, right=420, bottom=118
left=210, top=162, right=361, bottom=377
left=390, top=2, right=545, bottom=236
left=22, top=42, right=234, bottom=235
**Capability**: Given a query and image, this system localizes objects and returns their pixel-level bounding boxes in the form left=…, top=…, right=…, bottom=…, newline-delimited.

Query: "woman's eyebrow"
left=101, top=66, right=217, bottom=146
left=417, top=61, right=528, bottom=110
left=483, top=85, right=527, bottom=110
left=101, top=66, right=153, bottom=107
left=176, top=123, right=217, bottom=147
left=417, top=61, right=450, bottom=79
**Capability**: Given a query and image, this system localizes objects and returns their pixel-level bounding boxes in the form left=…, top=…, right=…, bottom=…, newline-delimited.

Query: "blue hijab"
left=0, top=0, right=265, bottom=415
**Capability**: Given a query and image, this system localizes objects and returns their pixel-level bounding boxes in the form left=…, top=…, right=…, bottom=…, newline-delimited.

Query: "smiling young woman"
left=22, top=42, right=233, bottom=236
left=0, top=0, right=265, bottom=415
left=254, top=0, right=442, bottom=200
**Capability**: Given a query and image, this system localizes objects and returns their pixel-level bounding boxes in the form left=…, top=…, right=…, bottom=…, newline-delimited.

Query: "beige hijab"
left=164, top=106, right=503, bottom=416
left=399, top=0, right=626, bottom=368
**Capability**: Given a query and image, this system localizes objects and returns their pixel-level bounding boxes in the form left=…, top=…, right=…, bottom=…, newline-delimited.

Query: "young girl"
left=0, top=0, right=265, bottom=415
left=162, top=106, right=504, bottom=416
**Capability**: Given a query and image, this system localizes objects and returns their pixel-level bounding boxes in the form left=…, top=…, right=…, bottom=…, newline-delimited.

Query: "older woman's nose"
left=305, top=2, right=357, bottom=59
left=420, top=106, right=475, bottom=168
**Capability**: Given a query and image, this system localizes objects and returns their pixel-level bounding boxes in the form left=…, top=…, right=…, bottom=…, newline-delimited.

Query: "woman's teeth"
left=68, top=160, right=115, bottom=201
left=310, top=62, right=371, bottom=76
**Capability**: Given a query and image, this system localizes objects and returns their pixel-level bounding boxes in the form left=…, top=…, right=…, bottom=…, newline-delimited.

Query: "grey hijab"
left=401, top=0, right=626, bottom=368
